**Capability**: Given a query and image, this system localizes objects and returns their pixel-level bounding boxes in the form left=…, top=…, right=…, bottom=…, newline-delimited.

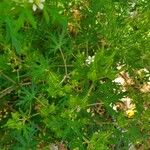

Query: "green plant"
left=0, top=0, right=150, bottom=149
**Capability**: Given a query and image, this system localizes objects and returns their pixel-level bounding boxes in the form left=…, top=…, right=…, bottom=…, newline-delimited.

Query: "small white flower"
left=86, top=56, right=95, bottom=65
left=38, top=3, right=44, bottom=10
left=30, top=0, right=45, bottom=11
left=32, top=4, right=37, bottom=11
left=110, top=103, right=118, bottom=112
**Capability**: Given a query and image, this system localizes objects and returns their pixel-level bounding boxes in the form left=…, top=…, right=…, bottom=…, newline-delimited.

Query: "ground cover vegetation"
left=0, top=0, right=150, bottom=149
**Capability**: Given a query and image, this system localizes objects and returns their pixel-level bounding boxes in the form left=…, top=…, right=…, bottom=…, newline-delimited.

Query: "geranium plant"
left=0, top=0, right=150, bottom=149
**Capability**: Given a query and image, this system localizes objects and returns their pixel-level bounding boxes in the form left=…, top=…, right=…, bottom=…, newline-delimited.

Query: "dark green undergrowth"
left=0, top=0, right=150, bottom=149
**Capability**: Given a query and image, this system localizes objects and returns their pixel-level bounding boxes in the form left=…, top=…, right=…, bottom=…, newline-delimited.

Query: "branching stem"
left=59, top=48, right=67, bottom=76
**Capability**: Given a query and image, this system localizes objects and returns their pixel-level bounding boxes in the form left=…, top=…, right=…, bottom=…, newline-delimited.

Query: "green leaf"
left=15, top=12, right=25, bottom=32
left=43, top=8, right=50, bottom=24
left=24, top=9, right=37, bottom=29
left=17, top=86, right=36, bottom=110
left=5, top=17, right=21, bottom=53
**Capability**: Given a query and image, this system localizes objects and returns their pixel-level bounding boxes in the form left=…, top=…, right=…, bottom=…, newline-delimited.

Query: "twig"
left=59, top=72, right=71, bottom=85
left=17, top=70, right=20, bottom=83
left=57, top=64, right=73, bottom=67
left=0, top=81, right=31, bottom=99
left=21, top=82, right=32, bottom=86
left=30, top=113, right=40, bottom=118
left=59, top=75, right=67, bottom=85
left=0, top=86, right=15, bottom=99
left=86, top=102, right=101, bottom=107
left=86, top=83, right=94, bottom=98
left=0, top=70, right=16, bottom=84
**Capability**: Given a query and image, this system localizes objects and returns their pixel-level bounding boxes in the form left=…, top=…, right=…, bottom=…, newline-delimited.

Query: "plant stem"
left=0, top=70, right=16, bottom=84
left=59, top=48, right=68, bottom=76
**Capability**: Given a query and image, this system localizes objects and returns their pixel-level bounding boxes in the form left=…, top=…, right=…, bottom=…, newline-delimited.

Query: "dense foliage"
left=0, top=0, right=150, bottom=149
